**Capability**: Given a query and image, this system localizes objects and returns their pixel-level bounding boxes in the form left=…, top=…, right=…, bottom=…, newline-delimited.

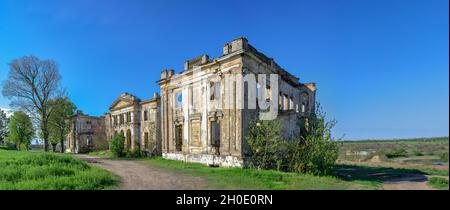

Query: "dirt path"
left=382, top=174, right=434, bottom=190
left=335, top=164, right=445, bottom=190
left=76, top=155, right=209, bottom=190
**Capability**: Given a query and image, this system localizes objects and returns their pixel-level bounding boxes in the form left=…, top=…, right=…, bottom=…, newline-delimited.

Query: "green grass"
left=427, top=177, right=449, bottom=190
left=0, top=149, right=119, bottom=190
left=334, top=164, right=448, bottom=182
left=339, top=137, right=449, bottom=164
left=418, top=169, right=449, bottom=176
left=87, top=150, right=112, bottom=158
left=86, top=150, right=148, bottom=160
left=142, top=157, right=380, bottom=190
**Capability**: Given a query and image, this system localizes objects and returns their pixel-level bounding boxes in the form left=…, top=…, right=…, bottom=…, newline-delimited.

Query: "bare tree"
left=2, top=55, right=63, bottom=151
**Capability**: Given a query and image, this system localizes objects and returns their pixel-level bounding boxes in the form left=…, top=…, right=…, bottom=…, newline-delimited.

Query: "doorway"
left=211, top=121, right=220, bottom=155
left=175, top=125, right=183, bottom=152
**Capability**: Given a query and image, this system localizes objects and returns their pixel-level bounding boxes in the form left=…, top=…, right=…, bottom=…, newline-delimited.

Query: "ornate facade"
left=66, top=112, right=108, bottom=153
left=158, top=37, right=316, bottom=167
left=67, top=37, right=316, bottom=167
left=104, top=92, right=161, bottom=155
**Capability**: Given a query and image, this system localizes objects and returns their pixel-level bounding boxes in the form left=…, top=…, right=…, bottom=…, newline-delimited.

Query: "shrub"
left=245, top=103, right=340, bottom=175
left=0, top=145, right=16, bottom=151
left=412, top=150, right=424, bottom=156
left=384, top=148, right=408, bottom=158
left=126, top=145, right=143, bottom=158
left=288, top=104, right=340, bottom=175
left=109, top=134, right=125, bottom=157
left=245, top=120, right=289, bottom=170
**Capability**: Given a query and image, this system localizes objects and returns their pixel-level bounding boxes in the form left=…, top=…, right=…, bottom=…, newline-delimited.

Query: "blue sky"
left=0, top=0, right=448, bottom=140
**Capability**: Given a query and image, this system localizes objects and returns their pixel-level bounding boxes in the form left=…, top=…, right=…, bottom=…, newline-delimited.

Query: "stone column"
left=201, top=80, right=208, bottom=152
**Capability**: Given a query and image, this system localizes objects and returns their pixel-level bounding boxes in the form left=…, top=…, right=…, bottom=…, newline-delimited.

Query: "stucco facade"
left=104, top=92, right=161, bottom=156
left=66, top=112, right=108, bottom=153
left=158, top=37, right=316, bottom=167
left=66, top=37, right=316, bottom=167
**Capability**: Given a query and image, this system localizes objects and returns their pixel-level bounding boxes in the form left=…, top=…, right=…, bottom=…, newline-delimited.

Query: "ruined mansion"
left=66, top=37, right=316, bottom=167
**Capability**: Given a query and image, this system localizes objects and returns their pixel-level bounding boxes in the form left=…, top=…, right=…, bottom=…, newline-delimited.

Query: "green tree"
left=289, top=104, right=341, bottom=175
left=6, top=111, right=34, bottom=150
left=245, top=119, right=288, bottom=170
left=48, top=97, right=77, bottom=152
left=0, top=109, right=8, bottom=145
left=110, top=134, right=125, bottom=157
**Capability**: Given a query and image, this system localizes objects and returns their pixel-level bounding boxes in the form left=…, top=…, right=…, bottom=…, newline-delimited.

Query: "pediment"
left=111, top=100, right=132, bottom=110
left=109, top=92, right=140, bottom=111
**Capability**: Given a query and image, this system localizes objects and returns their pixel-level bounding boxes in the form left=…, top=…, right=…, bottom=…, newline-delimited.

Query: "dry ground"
left=337, top=160, right=449, bottom=171
left=337, top=160, right=448, bottom=190
left=76, top=155, right=208, bottom=190
left=382, top=175, right=432, bottom=190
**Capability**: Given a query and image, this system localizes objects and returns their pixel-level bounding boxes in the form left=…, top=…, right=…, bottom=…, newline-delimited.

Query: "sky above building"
left=0, top=0, right=448, bottom=140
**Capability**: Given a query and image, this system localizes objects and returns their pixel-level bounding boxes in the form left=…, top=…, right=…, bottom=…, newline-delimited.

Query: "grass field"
left=0, top=149, right=118, bottom=190
left=339, top=137, right=449, bottom=165
left=142, top=157, right=450, bottom=190
left=427, top=177, right=449, bottom=190
left=141, top=157, right=380, bottom=190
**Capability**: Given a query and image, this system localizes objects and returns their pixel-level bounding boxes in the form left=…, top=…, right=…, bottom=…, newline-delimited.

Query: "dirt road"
left=335, top=163, right=445, bottom=190
left=382, top=174, right=434, bottom=190
left=76, top=155, right=209, bottom=190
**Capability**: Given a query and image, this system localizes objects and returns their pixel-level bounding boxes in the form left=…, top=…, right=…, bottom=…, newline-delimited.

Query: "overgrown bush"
left=246, top=103, right=340, bottom=175
left=126, top=145, right=143, bottom=158
left=288, top=105, right=340, bottom=175
left=412, top=150, right=424, bottom=156
left=383, top=148, right=408, bottom=158
left=0, top=145, right=16, bottom=151
left=245, top=120, right=289, bottom=170
left=109, top=134, right=125, bottom=157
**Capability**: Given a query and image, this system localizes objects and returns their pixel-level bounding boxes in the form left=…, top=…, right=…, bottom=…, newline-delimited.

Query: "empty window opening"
left=211, top=121, right=221, bottom=155
left=144, top=132, right=149, bottom=150
left=144, top=110, right=148, bottom=121
left=176, top=92, right=183, bottom=108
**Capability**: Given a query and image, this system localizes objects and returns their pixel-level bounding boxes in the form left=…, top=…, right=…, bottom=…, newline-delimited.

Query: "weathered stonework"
left=67, top=37, right=316, bottom=167
left=66, top=112, right=108, bottom=153
left=158, top=37, right=316, bottom=167
left=104, top=92, right=161, bottom=156
left=162, top=153, right=243, bottom=167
